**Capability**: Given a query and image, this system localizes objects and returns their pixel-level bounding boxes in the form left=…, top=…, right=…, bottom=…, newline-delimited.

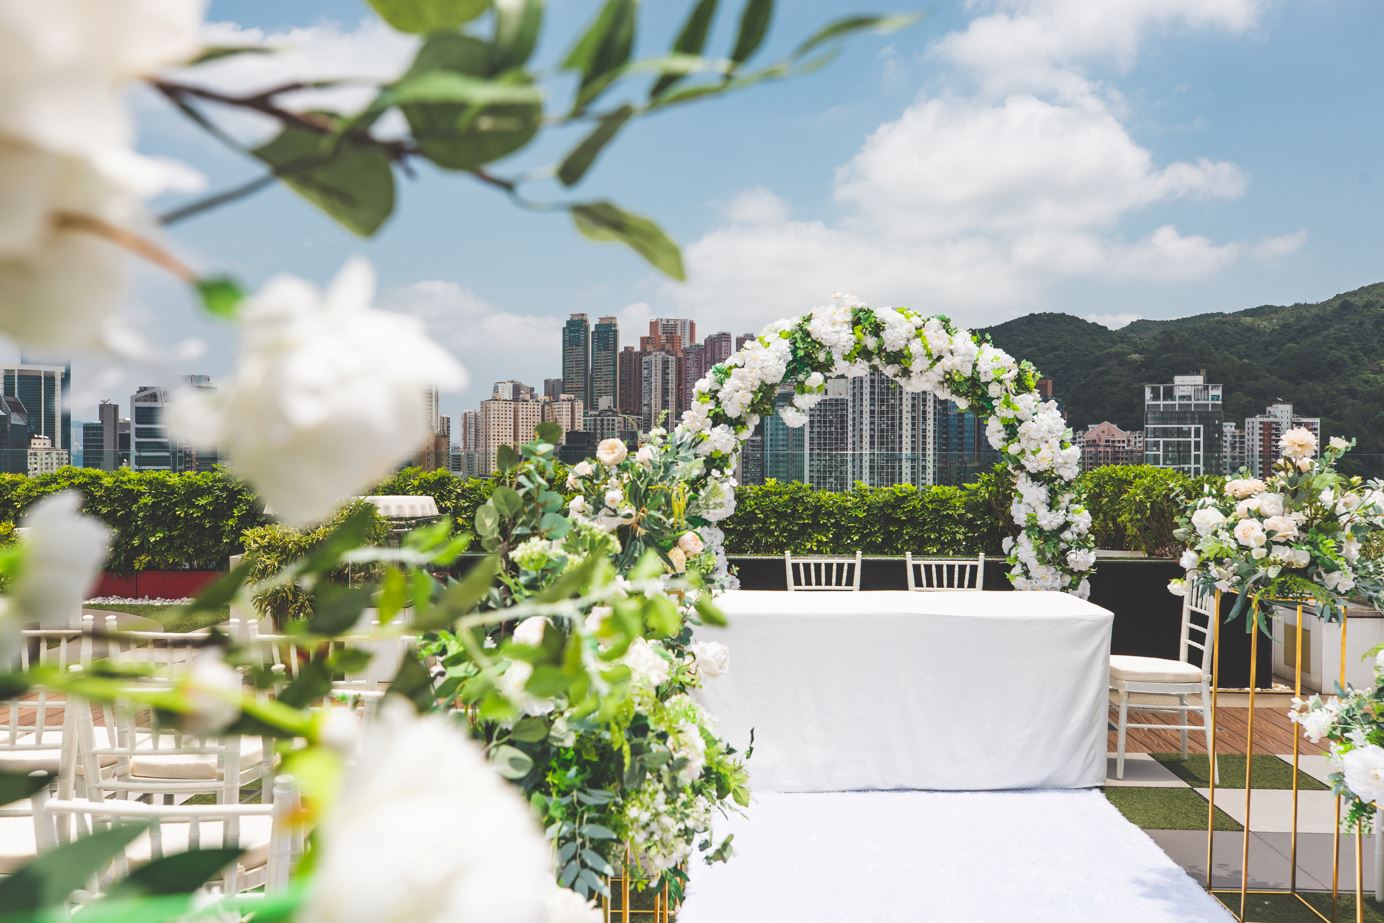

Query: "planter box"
left=91, top=570, right=224, bottom=600
left=1274, top=603, right=1384, bottom=693
left=725, top=555, right=1272, bottom=689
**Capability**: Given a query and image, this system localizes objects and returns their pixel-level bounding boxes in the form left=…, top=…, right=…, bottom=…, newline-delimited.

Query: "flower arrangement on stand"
left=426, top=428, right=749, bottom=910
left=667, top=296, right=1095, bottom=595
left=1290, top=652, right=1384, bottom=832
left=1169, top=430, right=1384, bottom=626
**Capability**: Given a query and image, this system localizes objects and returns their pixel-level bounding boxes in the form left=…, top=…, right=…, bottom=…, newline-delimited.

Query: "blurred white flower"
left=542, top=888, right=601, bottom=923
left=498, top=661, right=556, bottom=718
left=301, top=700, right=559, bottom=923
left=13, top=491, right=110, bottom=629
left=623, top=638, right=670, bottom=688
left=635, top=445, right=655, bottom=467
left=177, top=651, right=242, bottom=735
left=690, top=641, right=730, bottom=679
left=1279, top=427, right=1318, bottom=460
left=0, top=0, right=204, bottom=350
left=1342, top=744, right=1384, bottom=806
left=1329, top=436, right=1351, bottom=452
left=596, top=438, right=627, bottom=466
left=1256, top=493, right=1286, bottom=518
left=512, top=616, right=548, bottom=647
left=168, top=259, right=464, bottom=526
left=1178, top=549, right=1200, bottom=571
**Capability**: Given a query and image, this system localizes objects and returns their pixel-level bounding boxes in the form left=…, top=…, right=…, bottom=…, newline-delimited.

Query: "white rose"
left=572, top=461, right=593, bottom=478
left=512, top=616, right=547, bottom=647
left=1262, top=515, right=1298, bottom=540
left=1179, top=549, right=1200, bottom=571
left=167, top=259, right=464, bottom=526
left=1342, top=744, right=1384, bottom=806
left=177, top=651, right=242, bottom=735
left=691, top=641, right=730, bottom=679
left=1280, top=427, right=1318, bottom=460
left=568, top=495, right=588, bottom=516
left=1191, top=507, right=1227, bottom=536
left=623, top=638, right=670, bottom=688
left=667, top=546, right=688, bottom=573
left=497, top=662, right=555, bottom=718
left=1225, top=478, right=1267, bottom=500
left=1233, top=519, right=1266, bottom=548
left=1323, top=570, right=1356, bottom=594
left=1251, top=547, right=1268, bottom=560
left=1167, top=579, right=1188, bottom=597
left=12, top=491, right=111, bottom=632
left=677, top=531, right=705, bottom=556
left=635, top=445, right=655, bottom=467
left=1256, top=493, right=1285, bottom=518
left=596, top=438, right=628, bottom=466
left=603, top=488, right=623, bottom=509
left=300, top=700, right=561, bottom=923
left=1329, top=436, right=1351, bottom=452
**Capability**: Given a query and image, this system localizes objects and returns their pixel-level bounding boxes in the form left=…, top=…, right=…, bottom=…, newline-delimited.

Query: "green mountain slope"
left=981, top=283, right=1384, bottom=461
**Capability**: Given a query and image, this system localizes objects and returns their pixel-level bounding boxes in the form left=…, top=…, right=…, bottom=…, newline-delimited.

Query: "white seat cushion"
left=129, top=736, right=265, bottom=781
left=0, top=814, right=37, bottom=874
left=1109, top=655, right=1203, bottom=685
left=0, top=732, right=119, bottom=775
left=127, top=815, right=274, bottom=871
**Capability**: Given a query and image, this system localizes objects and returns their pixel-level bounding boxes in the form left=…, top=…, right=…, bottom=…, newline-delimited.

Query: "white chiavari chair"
left=1, top=620, right=95, bottom=781
left=784, top=551, right=862, bottom=591
left=32, top=773, right=300, bottom=901
left=1109, top=582, right=1219, bottom=781
left=241, top=619, right=415, bottom=696
left=904, top=553, right=986, bottom=591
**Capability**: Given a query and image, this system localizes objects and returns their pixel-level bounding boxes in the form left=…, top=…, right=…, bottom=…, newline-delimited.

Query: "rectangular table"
left=695, top=590, right=1114, bottom=792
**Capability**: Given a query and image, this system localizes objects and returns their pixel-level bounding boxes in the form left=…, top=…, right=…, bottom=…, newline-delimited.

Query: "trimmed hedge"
left=0, top=463, right=1217, bottom=573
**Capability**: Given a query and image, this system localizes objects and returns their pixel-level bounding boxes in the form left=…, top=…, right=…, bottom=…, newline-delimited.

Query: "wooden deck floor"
left=1109, top=703, right=1326, bottom=755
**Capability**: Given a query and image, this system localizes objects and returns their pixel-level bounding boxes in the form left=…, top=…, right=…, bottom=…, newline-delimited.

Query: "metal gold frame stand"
left=1206, top=593, right=1365, bottom=922
left=601, top=848, right=678, bottom=923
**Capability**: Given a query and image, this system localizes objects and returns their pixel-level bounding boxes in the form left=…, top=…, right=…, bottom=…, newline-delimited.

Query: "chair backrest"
left=1178, top=583, right=1217, bottom=678
left=241, top=620, right=415, bottom=695
left=4, top=619, right=95, bottom=762
left=784, top=552, right=862, bottom=591
left=33, top=774, right=299, bottom=898
left=905, top=553, right=985, bottom=591
left=99, top=616, right=213, bottom=673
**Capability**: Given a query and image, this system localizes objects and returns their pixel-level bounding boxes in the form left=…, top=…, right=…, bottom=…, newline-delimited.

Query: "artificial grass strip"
left=86, top=603, right=229, bottom=633
left=1104, top=786, right=1242, bottom=831
left=1217, top=890, right=1384, bottom=923
left=1154, top=753, right=1329, bottom=791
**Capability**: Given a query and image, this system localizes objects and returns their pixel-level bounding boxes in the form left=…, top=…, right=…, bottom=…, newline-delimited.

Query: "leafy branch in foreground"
left=153, top=0, right=917, bottom=280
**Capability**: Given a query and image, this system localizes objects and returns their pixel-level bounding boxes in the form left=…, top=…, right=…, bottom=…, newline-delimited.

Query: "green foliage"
left=983, top=283, right=1384, bottom=470
left=0, top=467, right=263, bottom=574
left=373, top=466, right=495, bottom=525
left=240, top=501, right=389, bottom=627
left=1078, top=465, right=1217, bottom=557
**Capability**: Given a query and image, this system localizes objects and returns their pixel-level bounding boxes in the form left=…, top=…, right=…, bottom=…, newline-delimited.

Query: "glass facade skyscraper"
left=1143, top=373, right=1224, bottom=475
left=3, top=360, right=70, bottom=452
left=561, top=313, right=591, bottom=408
left=591, top=316, right=618, bottom=411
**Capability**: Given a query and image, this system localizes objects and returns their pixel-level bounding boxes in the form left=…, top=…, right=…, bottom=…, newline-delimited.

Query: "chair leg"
left=1115, top=691, right=1130, bottom=780
left=1179, top=694, right=1189, bottom=758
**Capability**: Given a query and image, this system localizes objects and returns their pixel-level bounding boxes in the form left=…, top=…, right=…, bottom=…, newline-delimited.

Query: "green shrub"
left=1074, top=465, right=1216, bottom=557
left=0, top=467, right=264, bottom=573
left=373, top=467, right=493, bottom=523
left=240, top=500, right=389, bottom=627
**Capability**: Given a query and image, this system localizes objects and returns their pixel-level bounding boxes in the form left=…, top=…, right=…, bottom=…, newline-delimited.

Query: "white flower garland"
left=670, top=294, right=1095, bottom=596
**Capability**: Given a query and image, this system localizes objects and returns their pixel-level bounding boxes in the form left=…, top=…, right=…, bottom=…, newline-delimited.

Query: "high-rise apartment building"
left=0, top=396, right=29, bottom=475
left=561, top=313, right=591, bottom=407
left=1077, top=421, right=1144, bottom=471
left=734, top=333, right=756, bottom=351
left=543, top=378, right=565, bottom=401
left=641, top=352, right=682, bottom=432
left=1223, top=422, right=1248, bottom=476
left=617, top=346, right=644, bottom=416
left=131, top=376, right=218, bottom=472
left=704, top=332, right=734, bottom=367
left=1143, top=373, right=1224, bottom=475
left=27, top=434, right=68, bottom=476
left=934, top=397, right=1002, bottom=486
left=641, top=318, right=696, bottom=355
left=3, top=360, right=70, bottom=452
left=493, top=379, right=535, bottom=401
left=751, top=371, right=934, bottom=489
left=82, top=400, right=129, bottom=470
left=477, top=383, right=543, bottom=474
left=682, top=343, right=709, bottom=408
left=1242, top=402, right=1321, bottom=477
left=591, top=316, right=619, bottom=412
left=457, top=409, right=480, bottom=476
left=542, top=394, right=585, bottom=439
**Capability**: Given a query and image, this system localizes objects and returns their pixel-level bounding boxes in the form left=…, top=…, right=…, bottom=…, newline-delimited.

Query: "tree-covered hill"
left=981, top=283, right=1384, bottom=461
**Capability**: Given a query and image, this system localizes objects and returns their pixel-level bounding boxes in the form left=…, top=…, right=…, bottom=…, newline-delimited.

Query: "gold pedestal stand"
left=1206, top=594, right=1365, bottom=922
left=601, top=850, right=678, bottom=923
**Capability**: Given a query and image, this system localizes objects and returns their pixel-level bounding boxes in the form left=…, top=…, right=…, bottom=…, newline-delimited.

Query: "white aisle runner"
left=678, top=790, right=1232, bottom=923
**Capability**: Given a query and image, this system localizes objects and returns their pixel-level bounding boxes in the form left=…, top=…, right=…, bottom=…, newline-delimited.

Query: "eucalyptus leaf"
left=367, top=0, right=489, bottom=34
left=494, top=0, right=545, bottom=69
left=252, top=126, right=394, bottom=237
left=571, top=201, right=684, bottom=280
left=491, top=744, right=534, bottom=780
left=563, top=0, right=637, bottom=101
left=652, top=0, right=719, bottom=97
left=557, top=105, right=634, bottom=187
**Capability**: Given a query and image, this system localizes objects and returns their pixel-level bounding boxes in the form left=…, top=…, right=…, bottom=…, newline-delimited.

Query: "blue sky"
left=52, top=1, right=1384, bottom=421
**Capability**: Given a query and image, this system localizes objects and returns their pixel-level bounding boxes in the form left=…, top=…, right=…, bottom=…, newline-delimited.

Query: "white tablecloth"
left=696, top=590, right=1114, bottom=792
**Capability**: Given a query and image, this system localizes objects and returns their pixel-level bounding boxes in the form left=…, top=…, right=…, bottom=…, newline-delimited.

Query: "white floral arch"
left=671, top=294, right=1097, bottom=596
